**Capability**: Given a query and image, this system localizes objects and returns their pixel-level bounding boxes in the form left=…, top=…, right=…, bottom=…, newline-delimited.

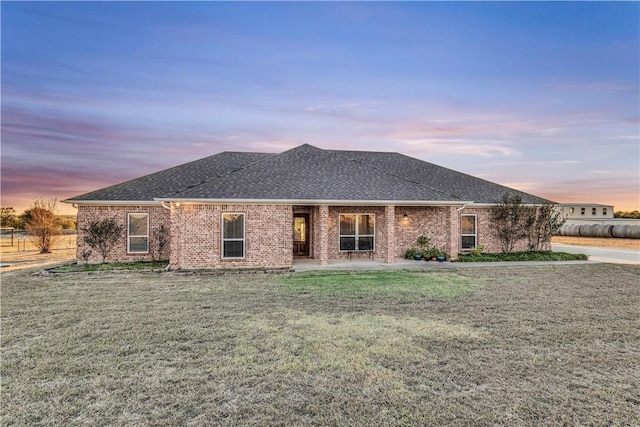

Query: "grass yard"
left=2, top=264, right=639, bottom=426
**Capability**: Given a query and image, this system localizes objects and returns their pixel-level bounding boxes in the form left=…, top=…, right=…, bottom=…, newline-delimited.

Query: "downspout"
left=456, top=204, right=466, bottom=212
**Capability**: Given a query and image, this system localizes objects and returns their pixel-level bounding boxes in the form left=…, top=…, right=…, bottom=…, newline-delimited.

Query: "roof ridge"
left=160, top=150, right=281, bottom=198
left=330, top=149, right=463, bottom=202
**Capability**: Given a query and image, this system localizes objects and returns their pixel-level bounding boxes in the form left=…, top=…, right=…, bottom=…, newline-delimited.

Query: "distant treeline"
left=0, top=207, right=76, bottom=230
left=614, top=210, right=640, bottom=219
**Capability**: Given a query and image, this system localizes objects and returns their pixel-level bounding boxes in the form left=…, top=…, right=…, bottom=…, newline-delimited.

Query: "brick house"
left=64, top=144, right=553, bottom=269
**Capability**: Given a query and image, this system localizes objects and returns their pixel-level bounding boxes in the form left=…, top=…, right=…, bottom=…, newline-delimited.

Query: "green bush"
left=456, top=251, right=588, bottom=262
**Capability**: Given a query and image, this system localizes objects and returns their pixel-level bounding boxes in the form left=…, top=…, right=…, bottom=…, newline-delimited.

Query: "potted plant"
left=416, top=235, right=432, bottom=261
left=435, top=248, right=447, bottom=262
left=405, top=248, right=422, bottom=260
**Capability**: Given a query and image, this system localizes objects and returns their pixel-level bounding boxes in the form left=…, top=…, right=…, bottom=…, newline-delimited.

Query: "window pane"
left=129, top=214, right=148, bottom=235
left=461, top=215, right=476, bottom=234
left=223, top=214, right=244, bottom=239
left=357, top=236, right=374, bottom=251
left=462, top=236, right=476, bottom=250
left=293, top=217, right=306, bottom=242
left=358, top=214, right=374, bottom=235
left=129, top=236, right=148, bottom=252
left=340, top=237, right=356, bottom=251
left=339, top=215, right=356, bottom=235
left=223, top=241, right=244, bottom=258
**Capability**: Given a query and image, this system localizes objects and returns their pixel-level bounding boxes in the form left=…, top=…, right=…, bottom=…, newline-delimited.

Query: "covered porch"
left=292, top=204, right=462, bottom=266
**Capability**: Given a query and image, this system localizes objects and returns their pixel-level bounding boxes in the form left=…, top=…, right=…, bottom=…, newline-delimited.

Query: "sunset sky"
left=2, top=2, right=638, bottom=215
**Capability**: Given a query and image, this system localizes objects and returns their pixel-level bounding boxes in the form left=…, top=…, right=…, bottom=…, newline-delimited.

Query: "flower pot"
left=414, top=255, right=423, bottom=260
left=437, top=256, right=445, bottom=262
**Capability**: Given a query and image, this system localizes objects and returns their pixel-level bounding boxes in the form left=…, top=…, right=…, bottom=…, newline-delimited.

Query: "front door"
left=293, top=214, right=309, bottom=257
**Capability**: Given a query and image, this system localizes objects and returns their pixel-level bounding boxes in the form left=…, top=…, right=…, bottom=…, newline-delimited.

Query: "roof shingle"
left=65, top=144, right=553, bottom=205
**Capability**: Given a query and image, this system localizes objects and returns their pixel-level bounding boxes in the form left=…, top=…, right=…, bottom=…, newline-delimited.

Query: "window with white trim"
left=592, top=207, right=597, bottom=215
left=603, top=208, right=608, bottom=216
left=461, top=214, right=477, bottom=250
left=339, top=214, right=375, bottom=251
left=222, top=213, right=245, bottom=259
left=128, top=213, right=149, bottom=253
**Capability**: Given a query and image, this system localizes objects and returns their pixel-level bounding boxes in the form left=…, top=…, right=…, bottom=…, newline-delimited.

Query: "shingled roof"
left=65, top=151, right=271, bottom=202
left=65, top=144, right=553, bottom=205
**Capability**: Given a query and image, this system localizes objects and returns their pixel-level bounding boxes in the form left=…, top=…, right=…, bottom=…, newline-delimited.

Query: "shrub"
left=80, top=218, right=124, bottom=263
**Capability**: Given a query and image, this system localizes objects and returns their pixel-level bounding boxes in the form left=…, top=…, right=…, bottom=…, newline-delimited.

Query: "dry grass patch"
left=2, top=265, right=639, bottom=426
left=552, top=235, right=640, bottom=250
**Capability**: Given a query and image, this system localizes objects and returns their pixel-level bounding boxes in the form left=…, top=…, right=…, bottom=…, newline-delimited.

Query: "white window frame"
left=338, top=213, right=375, bottom=252
left=603, top=208, right=608, bottom=216
left=460, top=214, right=477, bottom=251
left=222, top=213, right=245, bottom=259
left=128, top=213, right=149, bottom=254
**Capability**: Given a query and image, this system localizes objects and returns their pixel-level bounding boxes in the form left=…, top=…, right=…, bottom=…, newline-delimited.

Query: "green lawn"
left=2, top=265, right=639, bottom=426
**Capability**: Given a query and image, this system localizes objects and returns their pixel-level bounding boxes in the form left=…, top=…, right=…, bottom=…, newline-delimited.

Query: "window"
left=580, top=208, right=585, bottom=216
left=128, top=213, right=149, bottom=253
left=569, top=207, right=575, bottom=215
left=592, top=207, right=597, bottom=216
left=222, top=213, right=245, bottom=259
left=603, top=208, right=608, bottom=216
left=339, top=214, right=375, bottom=251
left=461, top=214, right=477, bottom=250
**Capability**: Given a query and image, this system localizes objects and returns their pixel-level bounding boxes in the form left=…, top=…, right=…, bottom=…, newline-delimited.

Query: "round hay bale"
left=579, top=224, right=598, bottom=237
left=557, top=224, right=568, bottom=236
left=593, top=224, right=613, bottom=238
left=563, top=224, right=581, bottom=236
left=612, top=225, right=629, bottom=238
left=626, top=225, right=640, bottom=239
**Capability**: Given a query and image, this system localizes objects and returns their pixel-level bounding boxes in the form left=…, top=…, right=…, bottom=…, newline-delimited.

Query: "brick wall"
left=394, top=206, right=454, bottom=258
left=170, top=204, right=293, bottom=269
left=76, top=203, right=550, bottom=267
left=76, top=205, right=170, bottom=263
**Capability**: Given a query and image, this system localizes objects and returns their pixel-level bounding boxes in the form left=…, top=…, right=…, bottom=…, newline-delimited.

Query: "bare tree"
left=489, top=193, right=529, bottom=253
left=80, top=218, right=123, bottom=263
left=149, top=223, right=169, bottom=261
left=525, top=204, right=566, bottom=251
left=24, top=198, right=61, bottom=254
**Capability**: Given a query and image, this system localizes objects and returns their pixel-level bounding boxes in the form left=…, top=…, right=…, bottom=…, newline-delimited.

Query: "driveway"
left=552, top=243, right=640, bottom=265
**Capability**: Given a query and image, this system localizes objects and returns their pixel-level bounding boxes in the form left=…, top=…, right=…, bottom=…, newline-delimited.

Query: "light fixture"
left=402, top=212, right=409, bottom=221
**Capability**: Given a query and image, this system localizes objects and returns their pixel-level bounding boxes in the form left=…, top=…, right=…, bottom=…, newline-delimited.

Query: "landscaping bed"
left=456, top=251, right=589, bottom=262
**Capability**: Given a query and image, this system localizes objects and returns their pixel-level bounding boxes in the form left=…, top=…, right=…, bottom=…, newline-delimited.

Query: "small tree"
left=490, top=193, right=529, bottom=253
left=150, top=223, right=169, bottom=261
left=24, top=198, right=61, bottom=253
left=1, top=207, right=17, bottom=228
left=525, top=204, right=566, bottom=252
left=81, top=218, right=124, bottom=263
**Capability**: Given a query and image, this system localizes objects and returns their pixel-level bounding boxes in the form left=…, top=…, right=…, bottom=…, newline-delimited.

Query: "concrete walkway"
left=292, top=257, right=595, bottom=272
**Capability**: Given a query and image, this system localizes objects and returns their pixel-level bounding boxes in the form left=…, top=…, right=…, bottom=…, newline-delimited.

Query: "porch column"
left=385, top=205, right=395, bottom=264
left=447, top=206, right=460, bottom=261
left=318, top=205, right=329, bottom=265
